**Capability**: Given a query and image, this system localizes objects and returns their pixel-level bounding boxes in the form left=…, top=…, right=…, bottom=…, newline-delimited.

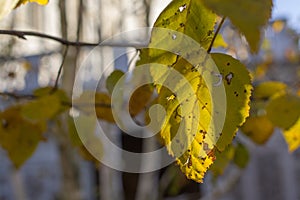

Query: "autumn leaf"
left=266, top=94, right=300, bottom=130
left=241, top=115, right=274, bottom=144
left=21, top=87, right=69, bottom=122
left=73, top=91, right=114, bottom=123
left=202, top=0, right=273, bottom=52
left=283, top=117, right=300, bottom=152
left=15, top=0, right=49, bottom=8
left=138, top=0, right=251, bottom=183
left=0, top=106, right=46, bottom=168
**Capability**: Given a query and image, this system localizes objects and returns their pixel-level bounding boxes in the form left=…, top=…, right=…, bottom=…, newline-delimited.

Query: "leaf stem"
left=207, top=17, right=226, bottom=53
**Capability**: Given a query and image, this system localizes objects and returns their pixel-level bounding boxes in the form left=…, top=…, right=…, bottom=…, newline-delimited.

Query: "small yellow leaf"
left=253, top=81, right=287, bottom=100
left=283, top=117, right=300, bottom=152
left=272, top=20, right=285, bottom=33
left=266, top=94, right=300, bottom=130
left=0, top=106, right=46, bottom=168
left=213, top=34, right=228, bottom=49
left=241, top=115, right=274, bottom=144
left=73, top=91, right=114, bottom=123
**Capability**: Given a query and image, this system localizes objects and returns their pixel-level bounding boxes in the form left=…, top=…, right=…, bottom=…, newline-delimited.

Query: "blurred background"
left=0, top=0, right=300, bottom=200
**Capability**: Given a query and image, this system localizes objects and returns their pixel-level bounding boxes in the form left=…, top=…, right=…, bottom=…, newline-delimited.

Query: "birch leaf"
left=283, top=117, right=300, bottom=152
left=202, top=0, right=273, bottom=52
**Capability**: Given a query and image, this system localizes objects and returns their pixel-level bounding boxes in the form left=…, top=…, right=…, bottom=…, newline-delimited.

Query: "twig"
left=0, top=92, right=35, bottom=99
left=207, top=17, right=226, bottom=53
left=0, top=30, right=148, bottom=48
left=0, top=92, right=111, bottom=108
left=52, top=45, right=69, bottom=92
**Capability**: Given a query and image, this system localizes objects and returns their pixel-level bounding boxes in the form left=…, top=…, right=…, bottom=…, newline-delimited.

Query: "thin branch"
left=207, top=17, right=226, bottom=53
left=0, top=92, right=35, bottom=100
left=0, top=30, right=148, bottom=48
left=0, top=92, right=111, bottom=108
left=52, top=45, right=69, bottom=92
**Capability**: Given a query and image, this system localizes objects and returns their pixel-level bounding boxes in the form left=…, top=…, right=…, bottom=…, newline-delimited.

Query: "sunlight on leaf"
left=213, top=34, right=228, bottom=49
left=15, top=0, right=48, bottom=8
left=241, top=115, right=274, bottom=144
left=0, top=106, right=46, bottom=168
left=138, top=0, right=251, bottom=183
left=211, top=53, right=252, bottom=151
left=202, top=0, right=273, bottom=52
left=283, top=117, right=300, bottom=152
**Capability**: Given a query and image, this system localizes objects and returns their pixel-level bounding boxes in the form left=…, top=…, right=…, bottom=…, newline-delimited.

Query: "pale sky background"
left=272, top=0, right=300, bottom=32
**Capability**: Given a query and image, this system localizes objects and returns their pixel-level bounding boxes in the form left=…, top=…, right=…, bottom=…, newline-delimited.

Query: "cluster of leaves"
left=241, top=81, right=300, bottom=152
left=1, top=0, right=299, bottom=185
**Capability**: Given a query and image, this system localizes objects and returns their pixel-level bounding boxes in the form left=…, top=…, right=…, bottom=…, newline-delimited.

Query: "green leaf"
left=211, top=53, right=252, bottom=150
left=210, top=145, right=235, bottom=177
left=266, top=94, right=300, bottom=129
left=233, top=143, right=249, bottom=168
left=106, top=70, right=124, bottom=95
left=241, top=115, right=274, bottom=144
left=0, top=106, right=46, bottom=168
left=202, top=0, right=273, bottom=52
left=283, top=117, right=300, bottom=152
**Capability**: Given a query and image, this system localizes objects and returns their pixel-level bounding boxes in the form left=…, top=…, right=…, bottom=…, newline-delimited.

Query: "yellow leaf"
left=73, top=91, right=114, bottom=123
left=266, top=94, right=300, bottom=129
left=0, top=106, right=46, bottom=168
left=129, top=84, right=153, bottom=116
left=253, top=81, right=287, bottom=100
left=213, top=34, right=228, bottom=49
left=272, top=20, right=285, bottom=33
left=241, top=115, right=274, bottom=144
left=211, top=53, right=252, bottom=150
left=21, top=94, right=62, bottom=121
left=139, top=0, right=251, bottom=183
left=15, top=0, right=48, bottom=8
left=283, top=117, right=300, bottom=152
left=202, top=0, right=273, bottom=52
